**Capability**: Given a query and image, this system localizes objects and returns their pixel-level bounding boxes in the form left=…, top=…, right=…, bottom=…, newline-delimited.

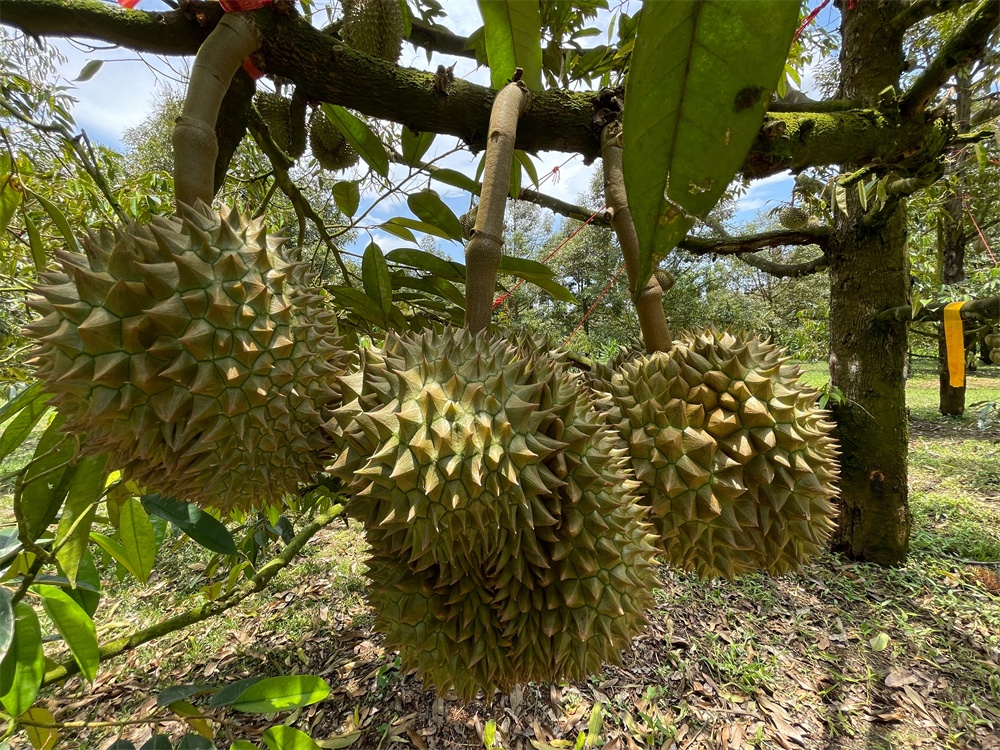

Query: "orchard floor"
left=24, top=362, right=1000, bottom=750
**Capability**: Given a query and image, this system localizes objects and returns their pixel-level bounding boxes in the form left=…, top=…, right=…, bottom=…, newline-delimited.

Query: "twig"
left=678, top=227, right=831, bottom=256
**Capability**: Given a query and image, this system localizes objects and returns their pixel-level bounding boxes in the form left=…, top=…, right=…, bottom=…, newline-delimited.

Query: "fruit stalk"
left=601, top=123, right=672, bottom=353
left=173, top=13, right=261, bottom=209
left=465, top=80, right=529, bottom=333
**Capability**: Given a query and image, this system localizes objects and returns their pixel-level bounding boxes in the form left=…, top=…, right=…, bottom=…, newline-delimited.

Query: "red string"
left=516, top=155, right=575, bottom=200
left=793, top=0, right=832, bottom=43
left=965, top=202, right=997, bottom=266
left=492, top=205, right=607, bottom=310
left=563, top=263, right=626, bottom=347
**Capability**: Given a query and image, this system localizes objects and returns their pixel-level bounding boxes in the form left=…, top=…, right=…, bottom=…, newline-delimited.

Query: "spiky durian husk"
left=309, top=110, right=359, bottom=172
left=777, top=206, right=809, bottom=230
left=341, top=0, right=404, bottom=63
left=255, top=92, right=305, bottom=159
left=603, top=329, right=839, bottom=578
left=25, top=202, right=354, bottom=512
left=459, top=205, right=477, bottom=240
left=584, top=337, right=645, bottom=397
left=325, top=328, right=658, bottom=698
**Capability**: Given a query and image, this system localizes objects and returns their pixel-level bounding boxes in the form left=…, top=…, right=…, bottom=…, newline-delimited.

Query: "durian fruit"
left=324, top=327, right=658, bottom=698
left=584, top=337, right=644, bottom=397
left=309, top=110, right=359, bottom=172
left=25, top=202, right=354, bottom=512
left=459, top=205, right=478, bottom=240
left=654, top=268, right=676, bottom=294
left=777, top=205, right=809, bottom=230
left=254, top=92, right=305, bottom=159
left=601, top=329, right=839, bottom=578
left=341, top=0, right=405, bottom=63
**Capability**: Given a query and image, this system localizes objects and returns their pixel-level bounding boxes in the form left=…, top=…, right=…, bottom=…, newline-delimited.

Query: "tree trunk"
left=829, top=0, right=910, bottom=565
left=937, top=71, right=971, bottom=416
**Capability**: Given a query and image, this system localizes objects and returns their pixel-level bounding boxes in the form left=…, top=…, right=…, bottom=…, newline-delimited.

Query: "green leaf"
left=391, top=274, right=465, bottom=308
left=18, top=413, right=75, bottom=542
left=0, top=589, right=13, bottom=663
left=378, top=221, right=416, bottom=243
left=401, top=127, right=435, bottom=166
left=90, top=532, right=142, bottom=581
left=177, top=736, right=215, bottom=750
left=362, top=243, right=394, bottom=315
left=429, top=168, right=481, bottom=195
left=229, top=675, right=331, bottom=714
left=383, top=216, right=455, bottom=242
left=870, top=632, right=890, bottom=652
left=407, top=190, right=463, bottom=241
left=498, top=255, right=555, bottom=278
left=385, top=248, right=466, bottom=283
left=585, top=703, right=603, bottom=747
left=320, top=105, right=389, bottom=178
left=27, top=190, right=82, bottom=253
left=139, top=737, right=172, bottom=750
left=54, top=453, right=107, bottom=586
left=622, top=0, right=799, bottom=292
left=515, top=150, right=539, bottom=188
left=156, top=683, right=215, bottom=707
left=0, top=382, right=46, bottom=427
left=25, top=215, right=46, bottom=272
left=229, top=743, right=258, bottom=750
left=74, top=60, right=104, bottom=82
left=263, top=727, right=321, bottom=750
left=210, top=677, right=263, bottom=708
left=32, top=584, right=99, bottom=682
left=326, top=286, right=390, bottom=327
left=517, top=274, right=576, bottom=303
left=117, top=497, right=157, bottom=583
left=0, top=390, right=51, bottom=464
left=332, top=181, right=360, bottom=218
left=0, top=603, right=43, bottom=716
left=61, top=549, right=101, bottom=617
left=477, top=0, right=543, bottom=90
left=508, top=157, right=522, bottom=199
left=141, top=495, right=237, bottom=556
left=0, top=174, right=22, bottom=235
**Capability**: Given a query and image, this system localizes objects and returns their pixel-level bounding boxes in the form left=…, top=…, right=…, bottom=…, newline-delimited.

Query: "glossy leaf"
left=23, top=707, right=57, bottom=750
left=332, top=180, right=360, bottom=217
left=401, top=127, right=435, bottom=166
left=32, top=584, right=99, bottom=682
left=0, top=589, right=13, bottom=663
left=408, top=190, right=463, bottom=241
left=362, top=243, right=394, bottom=316
left=0, top=389, right=51, bottom=464
left=54, top=453, right=107, bottom=586
left=229, top=675, right=331, bottom=714
left=0, top=382, right=46, bottom=427
left=28, top=189, right=82, bottom=253
left=229, top=743, right=257, bottom=750
left=90, top=531, right=143, bottom=582
left=378, top=221, right=415, bottom=243
left=385, top=248, right=466, bottom=283
left=383, top=216, right=454, bottom=242
left=263, top=727, right=321, bottom=750
left=498, top=255, right=555, bottom=278
left=139, top=736, right=172, bottom=750
left=515, top=150, right=540, bottom=188
left=320, top=105, right=389, bottom=178
left=25, top=215, right=46, bottom=272
left=0, top=174, right=22, bottom=235
left=141, top=495, right=237, bottom=556
left=118, top=496, right=157, bottom=583
left=392, top=274, right=466, bottom=308
left=0, top=603, right=43, bottom=716
left=177, top=736, right=215, bottom=750
left=61, top=549, right=101, bottom=617
left=156, top=683, right=215, bottom=707
left=622, top=1, right=798, bottom=292
left=18, top=413, right=75, bottom=542
left=327, top=286, right=391, bottom=327
left=170, top=701, right=214, bottom=742
left=429, top=168, right=481, bottom=195
left=210, top=677, right=263, bottom=708
left=477, top=0, right=543, bottom=90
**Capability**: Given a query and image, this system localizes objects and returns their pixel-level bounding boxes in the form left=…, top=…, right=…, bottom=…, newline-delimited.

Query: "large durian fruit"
left=25, top=202, right=354, bottom=512
left=341, top=0, right=405, bottom=63
left=309, top=110, right=360, bottom=172
left=601, top=329, right=839, bottom=578
left=255, top=91, right=306, bottom=159
left=324, top=328, right=659, bottom=698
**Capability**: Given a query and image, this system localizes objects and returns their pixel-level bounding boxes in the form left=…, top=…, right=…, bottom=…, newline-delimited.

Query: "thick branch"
left=678, top=227, right=831, bottom=256
left=41, top=505, right=345, bottom=688
left=736, top=253, right=829, bottom=278
left=0, top=0, right=946, bottom=175
left=900, top=0, right=1000, bottom=116
left=408, top=19, right=475, bottom=59
left=875, top=295, right=1000, bottom=323
left=889, top=0, right=981, bottom=33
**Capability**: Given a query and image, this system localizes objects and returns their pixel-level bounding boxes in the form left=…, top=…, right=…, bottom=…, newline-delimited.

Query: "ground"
left=4, top=360, right=1000, bottom=750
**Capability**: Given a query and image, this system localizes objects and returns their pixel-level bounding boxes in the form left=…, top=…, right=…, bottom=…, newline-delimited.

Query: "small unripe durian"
left=309, top=110, right=360, bottom=172
left=341, top=0, right=405, bottom=63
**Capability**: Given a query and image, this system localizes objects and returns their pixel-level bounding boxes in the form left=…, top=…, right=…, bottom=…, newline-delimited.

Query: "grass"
left=7, top=362, right=1000, bottom=750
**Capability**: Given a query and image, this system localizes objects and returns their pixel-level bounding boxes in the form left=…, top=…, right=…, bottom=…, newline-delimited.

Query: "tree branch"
left=875, top=295, right=1000, bottom=323
left=889, top=0, right=981, bottom=34
left=900, top=0, right=1000, bottom=116
left=678, top=227, right=832, bottom=256
left=736, top=253, right=829, bottom=278
left=408, top=19, right=475, bottom=59
left=0, top=0, right=944, bottom=176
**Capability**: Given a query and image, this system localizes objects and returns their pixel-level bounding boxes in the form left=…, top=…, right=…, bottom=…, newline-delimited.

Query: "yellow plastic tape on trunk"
left=943, top=301, right=967, bottom=388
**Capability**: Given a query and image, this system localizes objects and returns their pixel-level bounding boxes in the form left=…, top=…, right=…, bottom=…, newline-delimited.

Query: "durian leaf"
left=477, top=0, right=543, bottom=90
left=378, top=220, right=416, bottom=243
left=391, top=274, right=466, bottom=308
left=498, top=255, right=555, bottom=277
left=320, top=104, right=389, bottom=178
left=0, top=388, right=51, bottom=464
left=22, top=707, right=58, bottom=750
left=429, top=168, right=481, bottom=195
left=209, top=677, right=263, bottom=708
left=228, top=675, right=331, bottom=713
left=17, top=413, right=75, bottom=543
left=515, top=150, right=540, bottom=188
left=74, top=59, right=104, bottom=82
left=90, top=532, right=143, bottom=580
left=116, top=497, right=157, bottom=584
left=32, top=584, right=99, bottom=682
left=327, top=286, right=391, bottom=328
left=263, top=726, right=321, bottom=750
left=0, top=602, right=43, bottom=716
left=156, top=683, right=215, bottom=707
left=407, top=190, right=463, bottom=241
left=138, top=736, right=171, bottom=750
left=383, top=216, right=455, bottom=242
left=142, top=495, right=237, bottom=556
left=0, top=174, right=21, bottom=236
left=229, top=743, right=256, bottom=750
left=0, top=589, right=13, bottom=664
left=622, top=1, right=798, bottom=295
left=59, top=550, right=100, bottom=617
left=0, top=382, right=45, bottom=427
left=508, top=157, right=522, bottom=199
left=25, top=215, right=46, bottom=272
left=362, top=243, right=394, bottom=316
left=0, top=529, right=21, bottom=569
left=401, top=127, right=435, bottom=166
left=54, top=453, right=108, bottom=587
left=397, top=0, right=412, bottom=38
left=511, top=273, right=576, bottom=303
left=27, top=189, right=82, bottom=254
left=332, top=180, right=360, bottom=217
left=177, top=735, right=215, bottom=750
left=385, top=248, right=466, bottom=282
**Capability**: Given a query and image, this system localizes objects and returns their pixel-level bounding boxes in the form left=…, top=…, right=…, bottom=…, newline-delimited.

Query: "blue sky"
left=46, top=0, right=832, bottom=262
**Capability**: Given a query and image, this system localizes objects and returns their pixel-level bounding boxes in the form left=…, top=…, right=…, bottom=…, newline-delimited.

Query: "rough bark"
left=828, top=0, right=911, bottom=566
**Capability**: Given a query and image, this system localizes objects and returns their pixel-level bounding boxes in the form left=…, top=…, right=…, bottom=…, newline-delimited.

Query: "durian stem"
left=600, top=123, right=672, bottom=354
left=173, top=13, right=260, bottom=210
left=40, top=504, right=344, bottom=688
left=464, top=81, right=529, bottom=333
